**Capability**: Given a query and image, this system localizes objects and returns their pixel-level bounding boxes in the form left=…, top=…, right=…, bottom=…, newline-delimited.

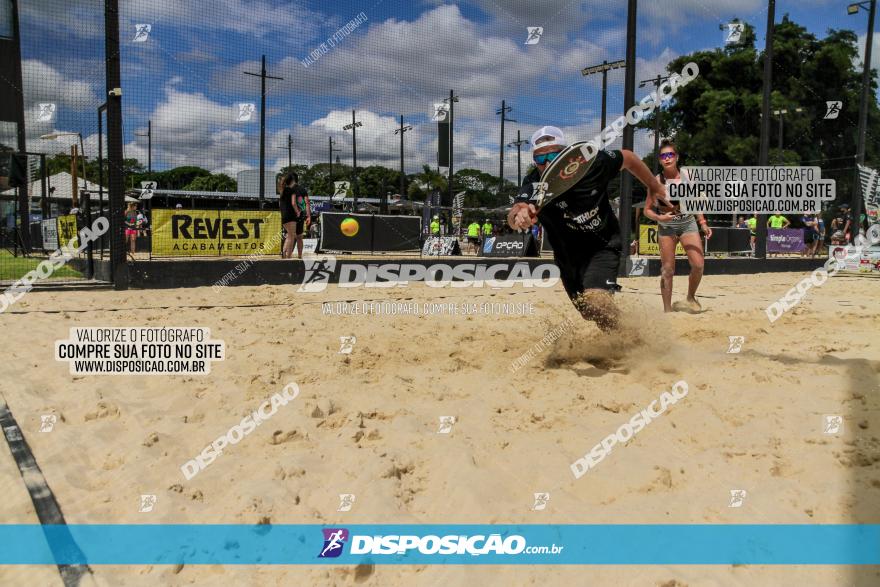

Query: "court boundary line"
left=0, top=397, right=93, bottom=587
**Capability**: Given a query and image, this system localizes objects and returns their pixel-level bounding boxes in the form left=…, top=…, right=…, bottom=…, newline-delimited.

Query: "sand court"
left=0, top=273, right=878, bottom=586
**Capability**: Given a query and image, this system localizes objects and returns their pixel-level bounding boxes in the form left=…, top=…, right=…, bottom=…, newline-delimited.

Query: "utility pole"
left=393, top=115, right=412, bottom=198
left=287, top=133, right=292, bottom=169
left=508, top=130, right=529, bottom=188
left=244, top=55, right=283, bottom=210
left=134, top=119, right=152, bottom=173
left=756, top=0, right=776, bottom=259
left=328, top=136, right=340, bottom=182
left=849, top=0, right=877, bottom=242
left=496, top=100, right=515, bottom=195
left=639, top=74, right=671, bottom=172
left=342, top=110, right=362, bottom=210
left=582, top=59, right=626, bottom=135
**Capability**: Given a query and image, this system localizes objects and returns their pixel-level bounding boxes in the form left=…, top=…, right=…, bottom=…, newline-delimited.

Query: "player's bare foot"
left=671, top=298, right=701, bottom=313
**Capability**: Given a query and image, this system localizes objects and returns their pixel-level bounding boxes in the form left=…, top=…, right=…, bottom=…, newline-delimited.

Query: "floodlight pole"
left=444, top=90, right=459, bottom=207
left=618, top=0, right=637, bottom=277
left=851, top=0, right=877, bottom=242
left=329, top=136, right=340, bottom=182
left=582, top=59, right=626, bottom=135
left=343, top=110, right=363, bottom=210
left=756, top=0, right=776, bottom=259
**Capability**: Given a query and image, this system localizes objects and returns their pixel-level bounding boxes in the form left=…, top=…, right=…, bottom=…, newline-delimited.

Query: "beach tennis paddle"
left=530, top=142, right=674, bottom=213
left=532, top=141, right=595, bottom=210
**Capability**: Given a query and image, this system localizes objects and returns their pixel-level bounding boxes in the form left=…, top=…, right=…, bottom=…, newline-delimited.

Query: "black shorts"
left=294, top=217, right=305, bottom=235
left=558, top=243, right=622, bottom=299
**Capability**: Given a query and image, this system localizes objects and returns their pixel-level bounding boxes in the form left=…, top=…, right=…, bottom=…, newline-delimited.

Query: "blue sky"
left=15, top=0, right=877, bottom=186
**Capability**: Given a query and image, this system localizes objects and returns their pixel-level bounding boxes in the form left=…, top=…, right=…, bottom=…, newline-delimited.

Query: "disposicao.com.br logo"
left=298, top=256, right=560, bottom=293
left=317, top=529, right=563, bottom=558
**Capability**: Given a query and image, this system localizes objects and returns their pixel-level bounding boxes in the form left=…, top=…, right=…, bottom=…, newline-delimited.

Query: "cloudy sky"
left=15, top=0, right=874, bottom=187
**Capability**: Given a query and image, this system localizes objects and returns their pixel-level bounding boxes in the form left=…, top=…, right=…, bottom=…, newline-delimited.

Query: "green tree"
left=358, top=165, right=402, bottom=200
left=408, top=164, right=447, bottom=201
left=183, top=173, right=236, bottom=192
left=645, top=15, right=880, bottom=208
left=454, top=168, right=498, bottom=208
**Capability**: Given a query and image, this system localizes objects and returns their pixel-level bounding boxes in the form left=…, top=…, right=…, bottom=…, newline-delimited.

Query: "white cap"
left=530, top=126, right=566, bottom=149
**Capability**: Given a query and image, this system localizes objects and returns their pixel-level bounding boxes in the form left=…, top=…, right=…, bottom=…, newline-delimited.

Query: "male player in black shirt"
left=508, top=126, right=668, bottom=330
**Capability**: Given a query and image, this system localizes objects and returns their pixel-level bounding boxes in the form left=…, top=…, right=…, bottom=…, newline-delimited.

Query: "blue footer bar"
left=1, top=525, right=878, bottom=565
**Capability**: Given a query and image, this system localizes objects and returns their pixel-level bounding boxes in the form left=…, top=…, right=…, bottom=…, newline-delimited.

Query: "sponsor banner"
left=638, top=225, right=684, bottom=256
left=311, top=201, right=333, bottom=213
left=1, top=524, right=879, bottom=565
left=482, top=234, right=538, bottom=257
left=302, top=238, right=318, bottom=255
left=41, top=218, right=58, bottom=250
left=767, top=228, right=804, bottom=253
left=828, top=245, right=880, bottom=274
left=320, top=212, right=421, bottom=252
left=705, top=227, right=751, bottom=254
left=421, top=236, right=461, bottom=256
left=56, top=214, right=79, bottom=250
left=151, top=209, right=281, bottom=257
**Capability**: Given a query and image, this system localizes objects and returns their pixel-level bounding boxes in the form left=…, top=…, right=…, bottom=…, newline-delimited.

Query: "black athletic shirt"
left=516, top=149, right=624, bottom=267
left=281, top=185, right=308, bottom=216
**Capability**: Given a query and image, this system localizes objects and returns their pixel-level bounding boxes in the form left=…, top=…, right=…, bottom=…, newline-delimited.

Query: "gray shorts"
left=658, top=216, right=699, bottom=238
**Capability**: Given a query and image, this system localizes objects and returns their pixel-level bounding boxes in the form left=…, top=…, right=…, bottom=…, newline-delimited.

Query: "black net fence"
left=1, top=0, right=876, bottom=278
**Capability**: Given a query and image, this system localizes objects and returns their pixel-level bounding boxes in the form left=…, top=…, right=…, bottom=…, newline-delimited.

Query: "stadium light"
left=582, top=59, right=626, bottom=134
left=848, top=2, right=868, bottom=15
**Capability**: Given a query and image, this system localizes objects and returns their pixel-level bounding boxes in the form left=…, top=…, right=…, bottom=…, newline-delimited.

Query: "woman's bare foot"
left=671, top=299, right=701, bottom=313
left=684, top=297, right=702, bottom=313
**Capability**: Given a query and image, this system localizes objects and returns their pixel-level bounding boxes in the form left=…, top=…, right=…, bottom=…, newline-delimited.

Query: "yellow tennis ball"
left=340, top=217, right=359, bottom=237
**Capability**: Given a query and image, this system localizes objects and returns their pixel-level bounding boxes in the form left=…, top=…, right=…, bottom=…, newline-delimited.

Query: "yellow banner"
left=151, top=209, right=282, bottom=257
left=56, top=214, right=79, bottom=250
left=638, top=224, right=685, bottom=256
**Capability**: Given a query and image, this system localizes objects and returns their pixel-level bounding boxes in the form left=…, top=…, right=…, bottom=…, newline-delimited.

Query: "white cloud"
left=856, top=31, right=880, bottom=77
left=23, top=60, right=100, bottom=112
left=214, top=5, right=606, bottom=117
left=20, top=0, right=321, bottom=41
